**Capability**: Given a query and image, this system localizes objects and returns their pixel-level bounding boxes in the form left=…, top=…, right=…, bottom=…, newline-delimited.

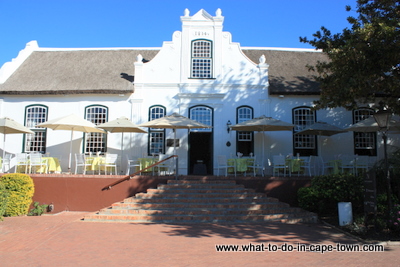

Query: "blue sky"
left=0, top=0, right=358, bottom=67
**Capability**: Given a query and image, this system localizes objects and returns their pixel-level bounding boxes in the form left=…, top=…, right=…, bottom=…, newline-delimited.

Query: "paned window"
left=353, top=108, right=376, bottom=156
left=191, top=40, right=212, bottom=78
left=190, top=106, right=212, bottom=132
left=25, top=105, right=48, bottom=153
left=149, top=106, right=166, bottom=155
left=293, top=107, right=316, bottom=155
left=237, top=106, right=253, bottom=156
left=85, top=106, right=107, bottom=153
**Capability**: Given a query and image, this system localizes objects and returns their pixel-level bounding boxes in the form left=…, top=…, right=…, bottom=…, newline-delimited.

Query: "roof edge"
left=0, top=89, right=134, bottom=96
left=0, top=41, right=39, bottom=84
left=242, top=47, right=322, bottom=53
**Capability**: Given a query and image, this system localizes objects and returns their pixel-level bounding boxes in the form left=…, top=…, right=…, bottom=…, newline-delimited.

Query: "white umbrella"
left=97, top=116, right=146, bottom=173
left=295, top=121, right=346, bottom=137
left=230, top=115, right=295, bottom=170
left=295, top=121, right=346, bottom=156
left=36, top=114, right=105, bottom=171
left=230, top=115, right=295, bottom=132
left=139, top=113, right=211, bottom=177
left=0, top=117, right=34, bottom=172
left=138, top=112, right=212, bottom=156
left=345, top=116, right=400, bottom=132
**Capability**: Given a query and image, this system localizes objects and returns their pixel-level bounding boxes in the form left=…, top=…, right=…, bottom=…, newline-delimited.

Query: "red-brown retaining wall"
left=28, top=174, right=311, bottom=214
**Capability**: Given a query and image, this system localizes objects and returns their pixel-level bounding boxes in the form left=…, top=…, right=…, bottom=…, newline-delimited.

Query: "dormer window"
left=191, top=39, right=212, bottom=78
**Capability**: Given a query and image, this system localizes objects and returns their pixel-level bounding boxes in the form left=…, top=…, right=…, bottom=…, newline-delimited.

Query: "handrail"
left=101, top=155, right=178, bottom=191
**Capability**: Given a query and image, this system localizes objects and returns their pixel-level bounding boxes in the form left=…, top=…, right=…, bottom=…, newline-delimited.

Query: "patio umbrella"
left=295, top=121, right=346, bottom=137
left=36, top=114, right=105, bottom=171
left=295, top=121, right=346, bottom=166
left=97, top=116, right=146, bottom=173
left=0, top=117, right=34, bottom=171
left=138, top=112, right=212, bottom=156
left=344, top=116, right=400, bottom=132
left=230, top=115, right=295, bottom=169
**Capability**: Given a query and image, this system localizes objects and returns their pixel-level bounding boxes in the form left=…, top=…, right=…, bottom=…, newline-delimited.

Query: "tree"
left=300, top=0, right=400, bottom=114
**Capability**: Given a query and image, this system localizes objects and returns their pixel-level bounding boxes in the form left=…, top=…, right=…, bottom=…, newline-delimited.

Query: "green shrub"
left=388, top=204, right=400, bottom=233
left=298, top=173, right=364, bottom=215
left=28, top=201, right=48, bottom=216
left=0, top=182, right=9, bottom=221
left=0, top=173, right=34, bottom=217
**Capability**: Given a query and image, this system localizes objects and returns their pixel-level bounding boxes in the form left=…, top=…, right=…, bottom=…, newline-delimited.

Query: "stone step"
left=122, top=197, right=279, bottom=204
left=167, top=180, right=237, bottom=184
left=157, top=184, right=245, bottom=190
left=146, top=188, right=255, bottom=194
left=99, top=206, right=302, bottom=215
left=111, top=202, right=290, bottom=210
left=83, top=179, right=318, bottom=224
left=135, top=192, right=265, bottom=199
left=84, top=212, right=317, bottom=224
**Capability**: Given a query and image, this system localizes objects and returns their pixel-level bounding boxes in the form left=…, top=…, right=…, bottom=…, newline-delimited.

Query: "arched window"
left=24, top=105, right=48, bottom=153
left=149, top=106, right=166, bottom=155
left=353, top=108, right=376, bottom=156
left=293, top=107, right=317, bottom=156
left=189, top=106, right=213, bottom=132
left=191, top=39, right=213, bottom=78
left=236, top=106, right=253, bottom=156
left=85, top=105, right=108, bottom=153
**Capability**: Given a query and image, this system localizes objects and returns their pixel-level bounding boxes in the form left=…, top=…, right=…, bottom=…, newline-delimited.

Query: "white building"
left=0, top=9, right=397, bottom=175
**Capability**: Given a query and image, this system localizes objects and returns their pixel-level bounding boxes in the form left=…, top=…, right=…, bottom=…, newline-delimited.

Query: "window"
left=353, top=108, right=376, bottom=156
left=85, top=105, right=107, bottom=153
left=24, top=105, right=48, bottom=153
left=191, top=40, right=212, bottom=78
left=293, top=107, right=317, bottom=156
left=237, top=106, right=253, bottom=156
left=189, top=106, right=212, bottom=132
left=149, top=106, right=166, bottom=155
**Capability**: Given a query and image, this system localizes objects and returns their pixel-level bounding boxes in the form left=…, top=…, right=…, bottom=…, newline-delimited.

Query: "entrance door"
left=188, top=132, right=213, bottom=175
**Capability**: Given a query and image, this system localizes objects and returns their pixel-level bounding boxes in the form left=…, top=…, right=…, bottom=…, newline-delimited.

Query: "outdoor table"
left=138, top=158, right=157, bottom=173
left=228, top=158, right=249, bottom=173
left=286, top=158, right=303, bottom=173
left=15, top=156, right=62, bottom=174
left=86, top=156, right=105, bottom=173
left=41, top=157, right=62, bottom=173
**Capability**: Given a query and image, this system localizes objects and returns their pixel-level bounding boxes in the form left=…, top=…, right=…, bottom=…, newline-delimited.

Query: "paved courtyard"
left=0, top=212, right=398, bottom=266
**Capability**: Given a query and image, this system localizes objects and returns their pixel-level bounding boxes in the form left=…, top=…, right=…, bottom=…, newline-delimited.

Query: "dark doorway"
left=188, top=132, right=213, bottom=175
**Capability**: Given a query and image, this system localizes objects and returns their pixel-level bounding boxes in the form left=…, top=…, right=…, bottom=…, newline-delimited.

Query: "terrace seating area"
left=214, top=153, right=377, bottom=178
left=2, top=150, right=377, bottom=178
left=11, top=152, right=62, bottom=174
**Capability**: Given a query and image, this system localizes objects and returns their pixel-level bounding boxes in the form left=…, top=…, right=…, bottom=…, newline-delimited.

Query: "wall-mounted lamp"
left=227, top=120, right=232, bottom=133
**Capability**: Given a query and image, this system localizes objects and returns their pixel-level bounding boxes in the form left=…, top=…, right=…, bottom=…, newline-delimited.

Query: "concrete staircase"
left=84, top=179, right=318, bottom=224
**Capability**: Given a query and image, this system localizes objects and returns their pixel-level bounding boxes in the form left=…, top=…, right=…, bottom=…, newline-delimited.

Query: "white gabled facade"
left=0, top=8, right=398, bottom=175
left=131, top=9, right=271, bottom=174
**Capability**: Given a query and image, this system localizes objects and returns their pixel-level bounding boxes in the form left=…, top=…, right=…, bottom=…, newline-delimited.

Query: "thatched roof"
left=0, top=49, right=159, bottom=95
left=242, top=49, right=328, bottom=95
left=0, top=47, right=327, bottom=95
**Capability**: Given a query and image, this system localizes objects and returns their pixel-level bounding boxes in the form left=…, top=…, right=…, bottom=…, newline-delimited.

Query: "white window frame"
left=149, top=106, right=166, bottom=155
left=237, top=106, right=253, bottom=141
left=85, top=105, right=107, bottom=153
left=24, top=105, right=48, bottom=153
left=353, top=108, right=376, bottom=153
left=293, top=107, right=316, bottom=150
left=190, top=106, right=213, bottom=132
left=191, top=40, right=212, bottom=78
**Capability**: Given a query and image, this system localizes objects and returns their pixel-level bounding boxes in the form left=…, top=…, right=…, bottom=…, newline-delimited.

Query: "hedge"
left=0, top=173, right=34, bottom=217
